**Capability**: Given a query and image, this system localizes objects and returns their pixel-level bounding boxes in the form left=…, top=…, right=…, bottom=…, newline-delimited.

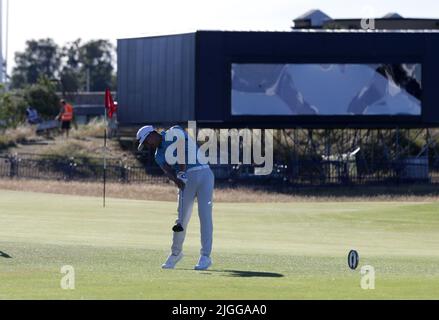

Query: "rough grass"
left=0, top=178, right=300, bottom=202
left=0, top=125, right=36, bottom=150
left=2, top=122, right=136, bottom=166
left=1, top=178, right=439, bottom=203
left=70, top=118, right=106, bottom=140
left=0, top=190, right=438, bottom=299
left=40, top=138, right=125, bottom=164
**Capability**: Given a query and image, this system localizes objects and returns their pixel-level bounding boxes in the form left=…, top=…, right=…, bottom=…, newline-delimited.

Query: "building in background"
left=117, top=30, right=439, bottom=129
left=292, top=9, right=439, bottom=30
left=64, top=92, right=109, bottom=124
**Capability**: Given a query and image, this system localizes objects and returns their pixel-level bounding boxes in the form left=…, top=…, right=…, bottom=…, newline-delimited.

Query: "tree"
left=11, top=39, right=61, bottom=89
left=79, top=39, right=115, bottom=91
left=11, top=38, right=116, bottom=92
left=60, top=39, right=82, bottom=94
left=60, top=39, right=116, bottom=92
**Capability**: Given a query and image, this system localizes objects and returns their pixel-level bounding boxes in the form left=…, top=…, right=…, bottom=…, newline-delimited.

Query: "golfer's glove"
left=176, top=171, right=188, bottom=184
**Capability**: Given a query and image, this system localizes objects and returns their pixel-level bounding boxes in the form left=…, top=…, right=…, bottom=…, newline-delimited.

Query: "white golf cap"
left=136, top=125, right=155, bottom=151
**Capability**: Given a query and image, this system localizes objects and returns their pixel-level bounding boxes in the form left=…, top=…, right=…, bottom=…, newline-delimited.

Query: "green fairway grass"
left=0, top=189, right=438, bottom=299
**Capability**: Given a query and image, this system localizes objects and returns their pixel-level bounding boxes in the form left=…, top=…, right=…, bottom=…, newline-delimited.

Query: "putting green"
left=0, top=189, right=438, bottom=299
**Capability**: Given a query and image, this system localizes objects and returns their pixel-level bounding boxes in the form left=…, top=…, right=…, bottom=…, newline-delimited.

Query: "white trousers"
left=171, top=167, right=214, bottom=257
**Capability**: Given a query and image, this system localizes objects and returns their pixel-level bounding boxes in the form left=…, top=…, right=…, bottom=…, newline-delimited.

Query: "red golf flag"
left=104, top=88, right=117, bottom=119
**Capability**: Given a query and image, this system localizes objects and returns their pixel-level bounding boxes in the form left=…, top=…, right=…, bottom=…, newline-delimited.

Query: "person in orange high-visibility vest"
left=56, top=99, right=74, bottom=138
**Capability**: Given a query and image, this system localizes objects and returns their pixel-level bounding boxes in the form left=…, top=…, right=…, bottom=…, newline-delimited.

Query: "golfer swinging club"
left=136, top=125, right=214, bottom=270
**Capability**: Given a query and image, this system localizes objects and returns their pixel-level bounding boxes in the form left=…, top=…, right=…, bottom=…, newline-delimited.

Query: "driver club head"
left=172, top=223, right=184, bottom=233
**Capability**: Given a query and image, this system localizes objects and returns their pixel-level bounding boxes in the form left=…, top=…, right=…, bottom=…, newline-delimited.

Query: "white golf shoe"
left=161, top=252, right=183, bottom=269
left=194, top=255, right=212, bottom=271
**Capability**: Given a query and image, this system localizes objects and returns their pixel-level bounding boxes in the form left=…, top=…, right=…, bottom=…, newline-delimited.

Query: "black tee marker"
left=348, top=250, right=359, bottom=270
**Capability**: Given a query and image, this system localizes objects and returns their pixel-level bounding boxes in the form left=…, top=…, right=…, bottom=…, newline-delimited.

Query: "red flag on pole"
left=104, top=88, right=117, bottom=119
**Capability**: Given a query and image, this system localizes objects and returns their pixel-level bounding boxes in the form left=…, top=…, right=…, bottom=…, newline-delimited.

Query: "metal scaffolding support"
left=275, top=128, right=436, bottom=185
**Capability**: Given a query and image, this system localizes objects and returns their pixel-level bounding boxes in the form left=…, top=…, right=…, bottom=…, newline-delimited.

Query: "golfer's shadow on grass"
left=184, top=269, right=284, bottom=278
left=0, top=251, right=12, bottom=259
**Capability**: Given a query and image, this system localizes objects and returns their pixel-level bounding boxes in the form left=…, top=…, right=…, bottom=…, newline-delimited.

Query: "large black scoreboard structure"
left=117, top=30, right=439, bottom=128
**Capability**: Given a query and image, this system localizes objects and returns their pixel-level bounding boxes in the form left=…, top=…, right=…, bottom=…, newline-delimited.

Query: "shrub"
left=0, top=87, right=27, bottom=129
left=24, top=76, right=60, bottom=118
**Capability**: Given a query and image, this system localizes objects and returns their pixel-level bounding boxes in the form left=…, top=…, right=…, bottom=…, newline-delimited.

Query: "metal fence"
left=0, top=154, right=167, bottom=184
left=214, top=159, right=438, bottom=187
left=0, top=153, right=438, bottom=186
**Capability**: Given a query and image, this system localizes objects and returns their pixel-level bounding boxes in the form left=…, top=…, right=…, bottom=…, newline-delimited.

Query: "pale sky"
left=4, top=0, right=439, bottom=73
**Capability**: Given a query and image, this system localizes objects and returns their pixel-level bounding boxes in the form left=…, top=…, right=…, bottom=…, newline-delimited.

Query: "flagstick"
left=103, top=107, right=107, bottom=208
